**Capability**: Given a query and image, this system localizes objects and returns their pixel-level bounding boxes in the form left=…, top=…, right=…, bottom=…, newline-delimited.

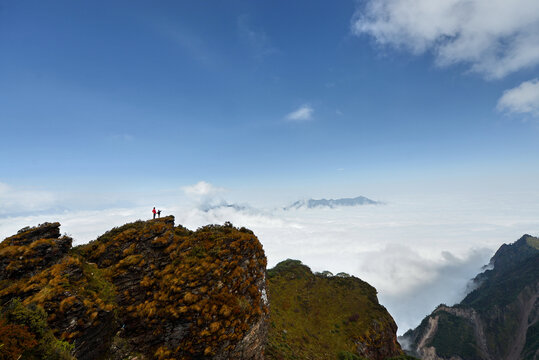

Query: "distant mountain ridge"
left=402, top=234, right=539, bottom=360
left=200, top=201, right=251, bottom=213
left=286, top=196, right=380, bottom=210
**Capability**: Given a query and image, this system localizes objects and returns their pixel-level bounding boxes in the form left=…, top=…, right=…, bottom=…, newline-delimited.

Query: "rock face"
left=0, top=222, right=70, bottom=280
left=0, top=217, right=269, bottom=359
left=402, top=235, right=539, bottom=360
left=0, top=222, right=116, bottom=359
left=265, top=259, right=403, bottom=360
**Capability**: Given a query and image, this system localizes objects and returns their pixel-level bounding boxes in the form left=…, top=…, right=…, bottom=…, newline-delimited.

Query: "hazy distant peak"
left=285, top=196, right=380, bottom=210
left=200, top=201, right=251, bottom=213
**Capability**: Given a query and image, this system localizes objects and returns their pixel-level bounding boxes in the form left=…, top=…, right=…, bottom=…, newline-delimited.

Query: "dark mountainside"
left=0, top=218, right=406, bottom=360
left=265, top=259, right=404, bottom=360
left=402, top=235, right=539, bottom=360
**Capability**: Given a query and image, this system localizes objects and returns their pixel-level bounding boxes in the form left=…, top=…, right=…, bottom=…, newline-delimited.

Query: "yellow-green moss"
left=1, top=217, right=268, bottom=359
left=266, top=259, right=401, bottom=360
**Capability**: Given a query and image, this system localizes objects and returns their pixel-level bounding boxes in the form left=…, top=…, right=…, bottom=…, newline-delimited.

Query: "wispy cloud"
left=352, top=0, right=539, bottom=80
left=497, top=78, right=539, bottom=117
left=238, top=15, right=278, bottom=60
left=286, top=104, right=314, bottom=122
left=371, top=246, right=491, bottom=332
left=152, top=20, right=215, bottom=66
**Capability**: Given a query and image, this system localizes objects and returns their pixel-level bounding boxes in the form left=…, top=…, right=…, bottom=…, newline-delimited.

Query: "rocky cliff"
left=0, top=217, right=269, bottom=359
left=402, top=235, right=539, bottom=360
left=265, top=259, right=404, bottom=360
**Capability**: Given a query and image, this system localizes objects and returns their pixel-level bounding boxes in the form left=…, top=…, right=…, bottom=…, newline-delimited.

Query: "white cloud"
left=353, top=0, right=539, bottom=79
left=0, top=183, right=57, bottom=216
left=286, top=104, right=314, bottom=121
left=355, top=245, right=491, bottom=332
left=497, top=78, right=539, bottom=116
left=182, top=181, right=224, bottom=197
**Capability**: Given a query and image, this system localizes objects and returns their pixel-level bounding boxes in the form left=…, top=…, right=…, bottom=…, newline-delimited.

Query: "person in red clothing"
left=152, top=207, right=156, bottom=219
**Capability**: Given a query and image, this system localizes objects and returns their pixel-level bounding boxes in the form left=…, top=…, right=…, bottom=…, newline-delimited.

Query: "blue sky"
left=2, top=0, right=539, bottom=195
left=2, top=0, right=539, bottom=333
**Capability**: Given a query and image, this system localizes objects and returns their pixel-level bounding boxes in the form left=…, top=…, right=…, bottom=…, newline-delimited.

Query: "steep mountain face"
left=402, top=235, right=539, bottom=360
left=0, top=217, right=269, bottom=359
left=265, top=259, right=403, bottom=360
left=286, top=196, right=379, bottom=210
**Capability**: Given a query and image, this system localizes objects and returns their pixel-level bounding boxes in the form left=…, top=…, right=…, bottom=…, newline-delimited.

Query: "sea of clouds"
left=1, top=181, right=539, bottom=334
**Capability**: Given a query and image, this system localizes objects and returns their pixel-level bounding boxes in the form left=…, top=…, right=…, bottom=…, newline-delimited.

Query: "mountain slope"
left=0, top=217, right=269, bottom=359
left=266, top=259, right=403, bottom=360
left=402, top=235, right=539, bottom=360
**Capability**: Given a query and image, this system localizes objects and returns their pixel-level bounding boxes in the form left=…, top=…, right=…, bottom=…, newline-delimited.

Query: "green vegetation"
left=0, top=299, right=74, bottom=359
left=267, top=258, right=313, bottom=279
left=463, top=254, right=539, bottom=311
left=525, top=236, right=539, bottom=250
left=426, top=311, right=479, bottom=359
left=266, top=259, right=402, bottom=360
left=521, top=321, right=539, bottom=360
left=337, top=351, right=367, bottom=360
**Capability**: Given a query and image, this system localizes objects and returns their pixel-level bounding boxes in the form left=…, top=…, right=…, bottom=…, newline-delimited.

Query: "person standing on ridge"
left=152, top=207, right=156, bottom=219
left=157, top=209, right=161, bottom=218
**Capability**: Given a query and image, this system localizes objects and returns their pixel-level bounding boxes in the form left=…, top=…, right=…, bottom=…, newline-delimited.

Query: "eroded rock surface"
left=0, top=217, right=269, bottom=360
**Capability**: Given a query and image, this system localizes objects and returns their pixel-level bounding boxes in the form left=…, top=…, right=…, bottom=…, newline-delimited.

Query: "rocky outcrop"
left=265, top=259, right=403, bottom=360
left=402, top=235, right=539, bottom=360
left=0, top=222, right=116, bottom=359
left=0, top=217, right=269, bottom=360
left=0, top=222, right=71, bottom=280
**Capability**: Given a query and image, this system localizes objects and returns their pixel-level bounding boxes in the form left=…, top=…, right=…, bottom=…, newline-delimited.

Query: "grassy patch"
left=266, top=259, right=401, bottom=360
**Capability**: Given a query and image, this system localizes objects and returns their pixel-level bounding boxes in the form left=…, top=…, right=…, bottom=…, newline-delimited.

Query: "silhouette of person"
left=152, top=207, right=156, bottom=219
left=157, top=210, right=161, bottom=218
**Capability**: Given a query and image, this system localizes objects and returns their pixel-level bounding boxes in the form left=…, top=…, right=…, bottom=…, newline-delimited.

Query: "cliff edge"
left=0, top=217, right=269, bottom=360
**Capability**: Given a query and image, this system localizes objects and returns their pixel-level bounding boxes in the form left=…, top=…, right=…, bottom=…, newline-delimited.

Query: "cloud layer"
left=1, top=181, right=539, bottom=334
left=0, top=183, right=57, bottom=216
left=497, top=78, right=539, bottom=116
left=353, top=0, right=539, bottom=79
